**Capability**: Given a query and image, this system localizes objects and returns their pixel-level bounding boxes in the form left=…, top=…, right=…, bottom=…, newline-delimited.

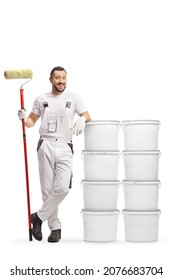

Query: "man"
left=18, top=66, right=91, bottom=242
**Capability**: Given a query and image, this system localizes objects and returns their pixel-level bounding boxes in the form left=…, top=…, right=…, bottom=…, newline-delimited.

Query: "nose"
left=59, top=78, right=64, bottom=83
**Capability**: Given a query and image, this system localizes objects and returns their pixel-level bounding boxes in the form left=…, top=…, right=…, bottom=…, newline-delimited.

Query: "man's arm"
left=25, top=112, right=40, bottom=128
left=79, top=111, right=91, bottom=122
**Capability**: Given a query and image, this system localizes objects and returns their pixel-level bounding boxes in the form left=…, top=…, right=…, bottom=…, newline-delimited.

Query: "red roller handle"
left=20, top=87, right=32, bottom=241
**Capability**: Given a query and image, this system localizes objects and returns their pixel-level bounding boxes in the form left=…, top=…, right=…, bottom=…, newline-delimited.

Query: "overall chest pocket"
left=47, top=111, right=58, bottom=133
left=48, top=119, right=57, bottom=132
left=41, top=103, right=70, bottom=137
left=48, top=113, right=67, bottom=137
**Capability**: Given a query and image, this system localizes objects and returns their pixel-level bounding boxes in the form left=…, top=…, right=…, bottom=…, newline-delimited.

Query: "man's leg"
left=37, top=142, right=73, bottom=241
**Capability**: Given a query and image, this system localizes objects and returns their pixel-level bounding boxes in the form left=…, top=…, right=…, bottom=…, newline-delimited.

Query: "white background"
left=0, top=0, right=173, bottom=279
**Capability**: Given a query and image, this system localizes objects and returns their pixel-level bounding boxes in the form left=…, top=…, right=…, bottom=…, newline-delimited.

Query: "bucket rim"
left=122, top=209, right=161, bottom=215
left=82, top=150, right=120, bottom=155
left=122, top=180, right=161, bottom=185
left=81, top=180, right=120, bottom=185
left=122, top=120, right=160, bottom=126
left=86, top=120, right=120, bottom=126
left=81, top=210, right=120, bottom=215
left=122, top=150, right=161, bottom=155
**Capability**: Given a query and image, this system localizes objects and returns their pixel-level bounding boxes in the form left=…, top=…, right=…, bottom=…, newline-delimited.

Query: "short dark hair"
left=50, top=66, right=67, bottom=77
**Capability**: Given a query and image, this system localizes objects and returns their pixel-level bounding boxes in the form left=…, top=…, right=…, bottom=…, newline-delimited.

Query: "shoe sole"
left=48, top=239, right=60, bottom=243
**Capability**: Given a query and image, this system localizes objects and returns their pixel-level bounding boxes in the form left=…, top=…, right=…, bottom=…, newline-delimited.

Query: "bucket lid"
left=122, top=209, right=161, bottom=215
left=81, top=209, right=120, bottom=215
left=122, top=180, right=161, bottom=185
left=82, top=150, right=120, bottom=155
left=81, top=180, right=120, bottom=185
left=86, top=120, right=120, bottom=126
left=122, top=120, right=160, bottom=126
left=122, top=150, right=161, bottom=155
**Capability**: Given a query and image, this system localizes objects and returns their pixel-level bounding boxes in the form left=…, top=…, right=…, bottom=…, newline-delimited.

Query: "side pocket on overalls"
left=37, top=138, right=44, bottom=152
left=69, top=172, right=73, bottom=189
left=67, top=143, right=74, bottom=154
left=67, top=143, right=73, bottom=189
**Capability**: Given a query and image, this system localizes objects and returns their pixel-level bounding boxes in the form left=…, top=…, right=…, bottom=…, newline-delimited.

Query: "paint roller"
left=4, top=69, right=33, bottom=241
left=4, top=69, right=33, bottom=79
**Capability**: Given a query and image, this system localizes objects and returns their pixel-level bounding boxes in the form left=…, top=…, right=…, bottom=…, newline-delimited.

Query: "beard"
left=53, top=83, right=66, bottom=93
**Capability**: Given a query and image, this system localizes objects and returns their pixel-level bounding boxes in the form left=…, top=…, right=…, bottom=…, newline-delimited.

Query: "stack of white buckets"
left=81, top=121, right=121, bottom=241
left=122, top=120, right=161, bottom=242
left=81, top=120, right=161, bottom=242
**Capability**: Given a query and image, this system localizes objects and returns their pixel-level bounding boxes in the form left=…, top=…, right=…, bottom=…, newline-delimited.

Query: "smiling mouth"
left=53, top=83, right=66, bottom=93
left=57, top=83, right=65, bottom=87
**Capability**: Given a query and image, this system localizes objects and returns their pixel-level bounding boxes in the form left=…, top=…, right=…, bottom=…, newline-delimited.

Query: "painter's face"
left=50, top=70, right=67, bottom=93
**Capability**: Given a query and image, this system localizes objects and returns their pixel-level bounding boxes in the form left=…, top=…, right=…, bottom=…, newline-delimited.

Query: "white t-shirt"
left=32, top=91, right=87, bottom=141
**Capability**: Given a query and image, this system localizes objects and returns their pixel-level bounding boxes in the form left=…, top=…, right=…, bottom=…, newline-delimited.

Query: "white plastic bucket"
left=122, top=181, right=160, bottom=210
left=82, top=151, right=120, bottom=180
left=82, top=180, right=119, bottom=211
left=122, top=151, right=160, bottom=180
left=82, top=210, right=119, bottom=242
left=84, top=120, right=120, bottom=150
left=122, top=120, right=160, bottom=150
left=123, top=210, right=161, bottom=242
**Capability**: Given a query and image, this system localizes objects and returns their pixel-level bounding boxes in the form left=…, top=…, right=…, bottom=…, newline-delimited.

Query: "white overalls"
left=32, top=91, right=86, bottom=230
